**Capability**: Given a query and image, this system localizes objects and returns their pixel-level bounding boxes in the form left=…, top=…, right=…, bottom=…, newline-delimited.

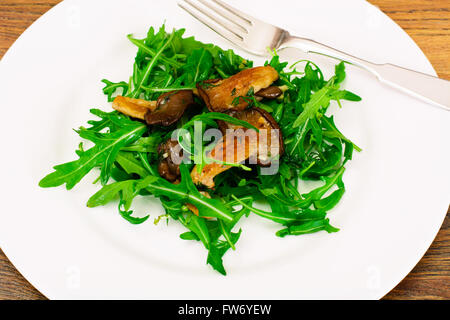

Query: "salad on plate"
left=39, top=24, right=361, bottom=275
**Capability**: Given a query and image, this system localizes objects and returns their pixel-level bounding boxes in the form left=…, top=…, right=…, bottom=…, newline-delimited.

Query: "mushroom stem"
left=112, top=96, right=157, bottom=120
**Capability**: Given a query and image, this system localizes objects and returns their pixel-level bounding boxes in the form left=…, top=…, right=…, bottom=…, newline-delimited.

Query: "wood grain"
left=0, top=0, right=448, bottom=300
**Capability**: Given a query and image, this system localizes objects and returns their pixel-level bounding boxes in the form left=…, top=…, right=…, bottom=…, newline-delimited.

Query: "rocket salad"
left=39, top=24, right=361, bottom=275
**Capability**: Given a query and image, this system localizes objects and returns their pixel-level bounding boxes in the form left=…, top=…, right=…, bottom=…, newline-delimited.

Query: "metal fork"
left=178, top=0, right=450, bottom=111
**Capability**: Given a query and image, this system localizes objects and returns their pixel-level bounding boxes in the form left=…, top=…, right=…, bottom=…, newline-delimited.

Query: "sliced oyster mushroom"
left=145, top=90, right=194, bottom=126
left=191, top=129, right=259, bottom=189
left=191, top=108, right=284, bottom=188
left=112, top=96, right=157, bottom=120
left=197, top=66, right=279, bottom=112
left=217, top=108, right=284, bottom=166
left=157, top=139, right=184, bottom=183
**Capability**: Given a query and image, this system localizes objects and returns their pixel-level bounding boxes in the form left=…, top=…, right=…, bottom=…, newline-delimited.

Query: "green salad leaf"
left=39, top=110, right=147, bottom=189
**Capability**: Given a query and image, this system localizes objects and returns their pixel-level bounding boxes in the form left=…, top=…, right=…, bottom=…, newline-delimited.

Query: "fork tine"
left=197, top=0, right=249, bottom=33
left=210, top=0, right=254, bottom=25
left=179, top=0, right=244, bottom=45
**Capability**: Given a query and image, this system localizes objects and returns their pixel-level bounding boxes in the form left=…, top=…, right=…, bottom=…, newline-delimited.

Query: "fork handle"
left=279, top=35, right=450, bottom=111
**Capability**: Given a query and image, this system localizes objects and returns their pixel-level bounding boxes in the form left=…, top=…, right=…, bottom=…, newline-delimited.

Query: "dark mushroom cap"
left=217, top=107, right=284, bottom=166
left=255, top=86, right=283, bottom=99
left=157, top=139, right=183, bottom=183
left=145, top=90, right=194, bottom=126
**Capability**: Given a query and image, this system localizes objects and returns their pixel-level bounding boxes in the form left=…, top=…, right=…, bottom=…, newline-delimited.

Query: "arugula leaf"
left=232, top=195, right=303, bottom=225
left=302, top=166, right=345, bottom=204
left=120, top=135, right=163, bottom=153
left=231, top=195, right=328, bottom=226
left=131, top=29, right=176, bottom=98
left=118, top=204, right=150, bottom=225
left=115, top=152, right=149, bottom=177
left=267, top=52, right=288, bottom=73
left=182, top=112, right=259, bottom=131
left=330, top=89, right=362, bottom=102
left=171, top=28, right=222, bottom=58
left=87, top=175, right=157, bottom=224
left=313, top=188, right=345, bottom=211
left=322, top=115, right=361, bottom=152
left=180, top=231, right=199, bottom=241
left=180, top=214, right=211, bottom=249
left=176, top=165, right=234, bottom=222
left=217, top=49, right=251, bottom=77
left=127, top=34, right=182, bottom=68
left=292, top=86, right=331, bottom=128
left=207, top=229, right=241, bottom=275
left=179, top=197, right=251, bottom=274
left=181, top=48, right=213, bottom=85
left=39, top=110, right=147, bottom=189
left=102, top=80, right=129, bottom=102
left=87, top=175, right=157, bottom=208
left=334, top=61, right=346, bottom=84
left=276, top=218, right=339, bottom=237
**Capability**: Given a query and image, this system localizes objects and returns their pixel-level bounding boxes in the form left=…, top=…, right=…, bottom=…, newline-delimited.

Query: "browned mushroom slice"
left=145, top=90, right=194, bottom=126
left=191, top=129, right=259, bottom=188
left=157, top=139, right=184, bottom=183
left=191, top=108, right=284, bottom=188
left=197, top=66, right=279, bottom=112
left=112, top=96, right=157, bottom=120
left=217, top=107, right=284, bottom=166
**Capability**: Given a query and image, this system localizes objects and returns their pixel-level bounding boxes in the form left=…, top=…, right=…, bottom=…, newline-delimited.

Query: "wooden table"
left=0, top=0, right=449, bottom=300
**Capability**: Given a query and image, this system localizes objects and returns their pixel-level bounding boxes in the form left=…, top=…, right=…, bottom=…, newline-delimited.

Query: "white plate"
left=0, top=0, right=449, bottom=299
